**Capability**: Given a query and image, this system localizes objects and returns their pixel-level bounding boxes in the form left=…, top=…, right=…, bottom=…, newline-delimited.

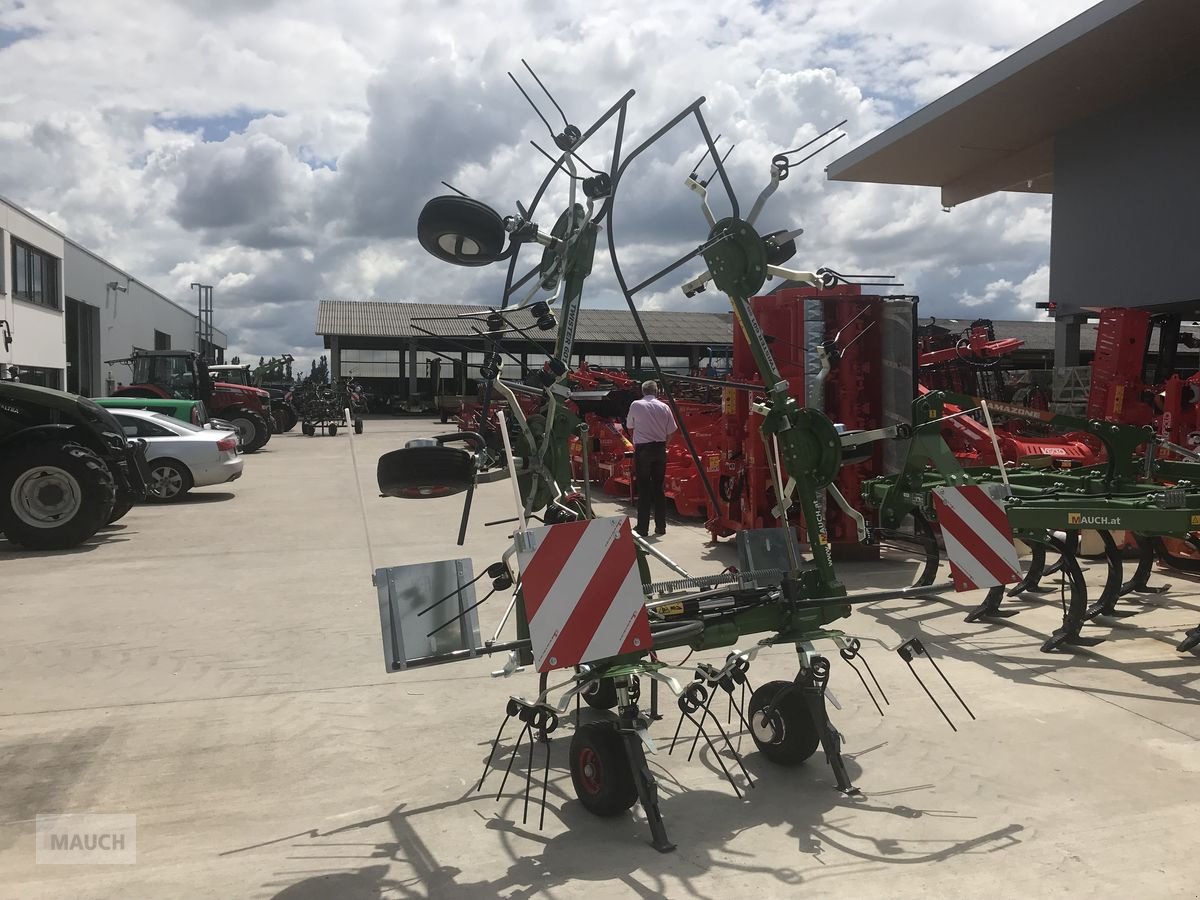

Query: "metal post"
left=408, top=337, right=419, bottom=403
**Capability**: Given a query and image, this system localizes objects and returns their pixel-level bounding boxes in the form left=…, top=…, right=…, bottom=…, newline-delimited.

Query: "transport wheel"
left=582, top=677, right=618, bottom=711
left=302, top=422, right=315, bottom=436
left=569, top=723, right=638, bottom=817
left=747, top=680, right=820, bottom=766
left=328, top=424, right=338, bottom=436
left=377, top=445, right=475, bottom=499
left=354, top=417, right=364, bottom=435
left=0, top=441, right=116, bottom=550
left=417, top=195, right=506, bottom=267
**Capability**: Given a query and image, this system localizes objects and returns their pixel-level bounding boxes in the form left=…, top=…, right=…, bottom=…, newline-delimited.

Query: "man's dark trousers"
left=634, top=441, right=668, bottom=535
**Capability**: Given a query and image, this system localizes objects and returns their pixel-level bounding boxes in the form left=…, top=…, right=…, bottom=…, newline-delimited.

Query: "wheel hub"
left=150, top=467, right=182, bottom=498
left=10, top=466, right=83, bottom=528
left=751, top=710, right=781, bottom=744
left=578, top=747, right=603, bottom=794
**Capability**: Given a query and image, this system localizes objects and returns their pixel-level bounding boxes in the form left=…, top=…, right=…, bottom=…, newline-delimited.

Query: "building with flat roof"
left=1, top=194, right=227, bottom=395
left=826, top=0, right=1200, bottom=366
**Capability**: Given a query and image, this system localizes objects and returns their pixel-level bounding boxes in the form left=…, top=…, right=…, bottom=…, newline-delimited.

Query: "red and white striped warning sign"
left=932, top=485, right=1022, bottom=591
left=516, top=516, right=652, bottom=673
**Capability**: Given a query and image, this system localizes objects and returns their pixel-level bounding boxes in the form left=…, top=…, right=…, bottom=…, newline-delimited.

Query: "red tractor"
left=108, top=350, right=275, bottom=452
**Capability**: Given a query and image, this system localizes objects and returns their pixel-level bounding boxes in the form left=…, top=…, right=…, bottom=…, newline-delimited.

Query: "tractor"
left=0, top=379, right=149, bottom=549
left=108, top=350, right=274, bottom=452
left=209, top=359, right=298, bottom=434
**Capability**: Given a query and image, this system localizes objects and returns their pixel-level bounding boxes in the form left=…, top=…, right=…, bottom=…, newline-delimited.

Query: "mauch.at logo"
left=36, top=814, right=136, bottom=865
left=1067, top=512, right=1122, bottom=527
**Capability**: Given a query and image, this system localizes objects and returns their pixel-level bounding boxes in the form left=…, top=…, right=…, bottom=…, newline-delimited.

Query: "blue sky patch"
left=154, top=110, right=269, bottom=142
left=0, top=26, right=40, bottom=50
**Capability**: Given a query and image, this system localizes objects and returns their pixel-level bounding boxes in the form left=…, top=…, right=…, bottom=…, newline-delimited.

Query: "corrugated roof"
left=316, top=300, right=734, bottom=346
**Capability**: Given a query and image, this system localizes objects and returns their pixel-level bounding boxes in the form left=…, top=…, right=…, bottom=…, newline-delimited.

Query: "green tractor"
left=0, top=380, right=150, bottom=549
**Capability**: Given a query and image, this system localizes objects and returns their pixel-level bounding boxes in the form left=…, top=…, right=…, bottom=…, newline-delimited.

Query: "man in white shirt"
left=625, top=380, right=678, bottom=537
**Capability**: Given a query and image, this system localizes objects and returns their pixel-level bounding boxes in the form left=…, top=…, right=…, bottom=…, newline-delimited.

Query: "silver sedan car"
left=109, top=409, right=244, bottom=502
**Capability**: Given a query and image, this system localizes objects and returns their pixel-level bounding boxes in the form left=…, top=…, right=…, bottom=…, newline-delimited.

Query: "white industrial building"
left=0, top=195, right=226, bottom=396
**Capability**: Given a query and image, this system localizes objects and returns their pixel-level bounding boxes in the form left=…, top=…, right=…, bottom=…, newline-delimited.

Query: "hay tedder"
left=368, top=70, right=975, bottom=851
left=292, top=380, right=365, bottom=437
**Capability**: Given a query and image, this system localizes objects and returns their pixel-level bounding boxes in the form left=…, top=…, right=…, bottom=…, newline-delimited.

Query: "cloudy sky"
left=0, top=0, right=1096, bottom=366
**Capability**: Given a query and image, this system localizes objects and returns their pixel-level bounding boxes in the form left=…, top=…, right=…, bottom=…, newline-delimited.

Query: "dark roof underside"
left=826, top=0, right=1200, bottom=206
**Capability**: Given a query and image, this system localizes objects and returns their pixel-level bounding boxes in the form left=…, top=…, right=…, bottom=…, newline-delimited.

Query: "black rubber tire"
left=582, top=678, right=619, bottom=711
left=302, top=422, right=315, bottom=436
left=278, top=407, right=298, bottom=433
left=328, top=424, right=338, bottom=436
left=377, top=445, right=475, bottom=499
left=145, top=458, right=193, bottom=503
left=105, top=491, right=135, bottom=525
left=440, top=410, right=450, bottom=424
left=747, top=680, right=820, bottom=766
left=417, top=195, right=506, bottom=267
left=569, top=723, right=638, bottom=817
left=225, top=410, right=270, bottom=453
left=354, top=418, right=364, bottom=435
left=0, top=440, right=116, bottom=550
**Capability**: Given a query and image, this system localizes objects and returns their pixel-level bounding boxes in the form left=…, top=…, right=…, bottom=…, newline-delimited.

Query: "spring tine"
left=859, top=655, right=889, bottom=705
left=923, top=650, right=976, bottom=721
left=687, top=713, right=742, bottom=799
left=901, top=657, right=956, bottom=732
left=687, top=687, right=719, bottom=761
left=478, top=712, right=512, bottom=793
left=497, top=723, right=530, bottom=801
left=523, top=723, right=535, bottom=825
left=727, top=691, right=732, bottom=726
left=699, top=702, right=754, bottom=789
left=668, top=691, right=693, bottom=754
left=846, top=658, right=884, bottom=716
left=426, top=588, right=497, bottom=639
left=737, top=682, right=745, bottom=754
left=418, top=570, right=486, bottom=617
left=539, top=735, right=552, bottom=830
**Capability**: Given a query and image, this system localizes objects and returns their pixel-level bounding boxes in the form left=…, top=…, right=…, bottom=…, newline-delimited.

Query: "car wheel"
left=0, top=440, right=116, bottom=550
left=146, top=459, right=194, bottom=503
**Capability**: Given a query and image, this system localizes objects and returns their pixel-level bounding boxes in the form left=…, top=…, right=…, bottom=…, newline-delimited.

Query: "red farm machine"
left=107, top=349, right=276, bottom=452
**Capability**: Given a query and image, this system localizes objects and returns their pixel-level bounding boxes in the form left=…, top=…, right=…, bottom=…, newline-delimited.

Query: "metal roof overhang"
left=825, top=0, right=1200, bottom=207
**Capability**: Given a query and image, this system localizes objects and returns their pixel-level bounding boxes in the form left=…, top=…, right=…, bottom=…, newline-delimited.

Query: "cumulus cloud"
left=0, top=0, right=1095, bottom=367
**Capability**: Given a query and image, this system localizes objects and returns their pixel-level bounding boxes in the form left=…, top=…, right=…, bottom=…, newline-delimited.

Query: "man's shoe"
left=635, top=529, right=649, bottom=538
left=654, top=529, right=666, bottom=536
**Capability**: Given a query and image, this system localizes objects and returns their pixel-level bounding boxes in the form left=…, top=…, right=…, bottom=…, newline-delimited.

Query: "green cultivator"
left=863, top=392, right=1200, bottom=653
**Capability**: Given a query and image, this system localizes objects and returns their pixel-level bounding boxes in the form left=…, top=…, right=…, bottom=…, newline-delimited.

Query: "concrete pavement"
left=2, top=416, right=1198, bottom=898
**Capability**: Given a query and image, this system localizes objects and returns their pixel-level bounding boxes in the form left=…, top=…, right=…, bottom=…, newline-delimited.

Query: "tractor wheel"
left=377, top=445, right=475, bottom=499
left=145, top=459, right=193, bottom=503
left=225, top=410, right=271, bottom=453
left=354, top=417, right=364, bottom=435
left=278, top=407, right=298, bottom=433
left=569, top=723, right=638, bottom=817
left=105, top=491, right=136, bottom=525
left=0, top=440, right=116, bottom=550
left=747, top=680, right=820, bottom=766
left=582, top=677, right=619, bottom=711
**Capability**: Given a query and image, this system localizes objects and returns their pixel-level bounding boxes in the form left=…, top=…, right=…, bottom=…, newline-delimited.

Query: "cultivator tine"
left=964, top=585, right=1017, bottom=623
left=1043, top=531, right=1077, bottom=577
left=1007, top=543, right=1052, bottom=595
left=1121, top=534, right=1170, bottom=595
left=839, top=638, right=888, bottom=716
left=1041, top=535, right=1104, bottom=652
left=1179, top=625, right=1200, bottom=653
left=1085, top=530, right=1135, bottom=619
left=896, top=638, right=974, bottom=731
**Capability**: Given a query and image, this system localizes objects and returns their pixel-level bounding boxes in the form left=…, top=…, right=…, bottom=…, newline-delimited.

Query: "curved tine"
left=1085, top=530, right=1127, bottom=619
left=1008, top=543, right=1050, bottom=595
left=1043, top=530, right=1079, bottom=577
left=1040, top=534, right=1100, bottom=652
left=1121, top=533, right=1162, bottom=594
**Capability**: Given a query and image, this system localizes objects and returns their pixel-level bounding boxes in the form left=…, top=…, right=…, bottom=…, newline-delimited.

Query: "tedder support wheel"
left=354, top=417, right=364, bottom=435
left=302, top=422, right=315, bottom=436
left=0, top=440, right=116, bottom=550
left=569, top=722, right=638, bottom=817
left=377, top=445, right=475, bottom=499
left=328, top=424, right=338, bottom=436
left=227, top=411, right=271, bottom=453
left=748, top=680, right=820, bottom=766
left=583, top=678, right=619, bottom=711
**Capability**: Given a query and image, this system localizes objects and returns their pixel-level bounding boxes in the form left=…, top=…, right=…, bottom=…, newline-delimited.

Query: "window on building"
left=11, top=238, right=60, bottom=309
left=9, top=366, right=63, bottom=389
left=154, top=330, right=171, bottom=350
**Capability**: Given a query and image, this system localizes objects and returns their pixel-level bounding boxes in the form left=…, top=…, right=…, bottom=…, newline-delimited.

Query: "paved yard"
left=2, top=416, right=1199, bottom=898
